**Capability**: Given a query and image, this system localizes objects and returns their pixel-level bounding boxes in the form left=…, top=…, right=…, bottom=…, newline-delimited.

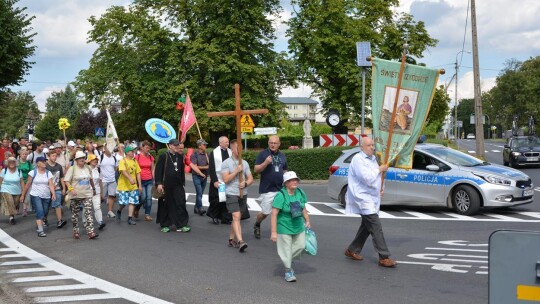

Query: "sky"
left=9, top=0, right=540, bottom=111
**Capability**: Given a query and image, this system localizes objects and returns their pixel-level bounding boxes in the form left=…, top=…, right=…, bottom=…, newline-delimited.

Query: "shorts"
left=226, top=195, right=246, bottom=213
left=51, top=190, right=63, bottom=208
left=103, top=181, right=117, bottom=198
left=257, top=192, right=277, bottom=215
left=118, top=190, right=140, bottom=206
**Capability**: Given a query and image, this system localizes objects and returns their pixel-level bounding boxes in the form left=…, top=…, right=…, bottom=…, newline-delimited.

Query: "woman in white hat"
left=270, top=171, right=311, bottom=282
left=64, top=151, right=98, bottom=239
left=0, top=157, right=23, bottom=225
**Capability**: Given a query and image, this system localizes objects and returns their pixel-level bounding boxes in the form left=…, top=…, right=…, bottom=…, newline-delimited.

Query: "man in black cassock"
left=155, top=139, right=191, bottom=232
left=206, top=136, right=232, bottom=224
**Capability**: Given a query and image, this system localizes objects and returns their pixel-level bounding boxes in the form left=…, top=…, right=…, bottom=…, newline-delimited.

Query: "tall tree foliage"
left=35, top=85, right=82, bottom=140
left=0, top=91, right=40, bottom=137
left=286, top=0, right=437, bottom=125
left=426, top=85, right=450, bottom=133
left=0, top=0, right=36, bottom=90
left=483, top=56, right=540, bottom=131
left=76, top=1, right=295, bottom=141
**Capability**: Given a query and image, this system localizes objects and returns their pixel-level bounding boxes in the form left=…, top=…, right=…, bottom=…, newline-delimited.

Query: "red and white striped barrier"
left=319, top=134, right=367, bottom=147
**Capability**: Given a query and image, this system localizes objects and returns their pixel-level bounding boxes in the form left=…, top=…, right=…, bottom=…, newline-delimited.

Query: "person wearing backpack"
left=28, top=141, right=47, bottom=166
left=64, top=151, right=99, bottom=240
left=17, top=148, right=33, bottom=216
left=270, top=171, right=311, bottom=282
left=20, top=157, right=56, bottom=237
left=0, top=157, right=23, bottom=225
left=87, top=154, right=105, bottom=230
left=99, top=148, right=118, bottom=218
left=45, top=148, right=67, bottom=229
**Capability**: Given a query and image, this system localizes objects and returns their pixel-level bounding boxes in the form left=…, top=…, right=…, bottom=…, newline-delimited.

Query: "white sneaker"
left=107, top=211, right=116, bottom=218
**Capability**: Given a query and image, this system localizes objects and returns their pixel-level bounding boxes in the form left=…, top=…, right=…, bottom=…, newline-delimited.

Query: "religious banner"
left=105, top=109, right=118, bottom=153
left=179, top=94, right=196, bottom=142
left=371, top=57, right=440, bottom=168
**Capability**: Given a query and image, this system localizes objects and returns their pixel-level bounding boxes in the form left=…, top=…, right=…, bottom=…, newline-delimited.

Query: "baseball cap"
left=35, top=156, right=47, bottom=163
left=124, top=145, right=136, bottom=153
left=196, top=139, right=208, bottom=145
left=67, top=140, right=76, bottom=147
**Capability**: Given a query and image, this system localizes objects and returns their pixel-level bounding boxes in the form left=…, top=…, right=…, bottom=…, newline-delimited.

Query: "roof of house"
left=278, top=97, right=318, bottom=105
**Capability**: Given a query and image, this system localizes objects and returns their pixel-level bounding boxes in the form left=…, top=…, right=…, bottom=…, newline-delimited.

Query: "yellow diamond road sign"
left=240, top=114, right=255, bottom=127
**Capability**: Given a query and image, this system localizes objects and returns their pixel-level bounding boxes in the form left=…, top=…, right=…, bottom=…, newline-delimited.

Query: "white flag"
left=105, top=110, right=118, bottom=153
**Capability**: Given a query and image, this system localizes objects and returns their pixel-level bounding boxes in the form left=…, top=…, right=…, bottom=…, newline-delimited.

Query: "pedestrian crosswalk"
left=0, top=229, right=172, bottom=304
left=187, top=193, right=540, bottom=223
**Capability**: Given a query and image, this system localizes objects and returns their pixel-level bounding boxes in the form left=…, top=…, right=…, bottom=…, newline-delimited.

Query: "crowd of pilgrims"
left=0, top=135, right=315, bottom=282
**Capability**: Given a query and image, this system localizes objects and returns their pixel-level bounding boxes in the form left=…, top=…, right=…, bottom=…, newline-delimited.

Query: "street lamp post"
left=454, top=50, right=471, bottom=141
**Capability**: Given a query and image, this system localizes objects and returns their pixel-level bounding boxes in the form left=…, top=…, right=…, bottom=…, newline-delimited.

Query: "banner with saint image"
left=371, top=58, right=440, bottom=168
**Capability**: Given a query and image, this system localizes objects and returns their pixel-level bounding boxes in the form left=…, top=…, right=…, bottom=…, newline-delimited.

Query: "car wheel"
left=452, top=185, right=481, bottom=215
left=509, top=157, right=517, bottom=168
left=338, top=186, right=347, bottom=207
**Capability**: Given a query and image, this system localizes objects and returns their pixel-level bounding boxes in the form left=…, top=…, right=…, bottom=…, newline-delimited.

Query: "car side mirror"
left=504, top=144, right=509, bottom=148
left=426, top=164, right=440, bottom=172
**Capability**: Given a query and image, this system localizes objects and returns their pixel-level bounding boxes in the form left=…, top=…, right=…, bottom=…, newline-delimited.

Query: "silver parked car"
left=328, top=143, right=534, bottom=215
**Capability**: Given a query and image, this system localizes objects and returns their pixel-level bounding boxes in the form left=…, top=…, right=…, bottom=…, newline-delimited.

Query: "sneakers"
left=116, top=210, right=121, bottom=221
left=176, top=226, right=191, bottom=233
left=284, top=270, right=296, bottom=282
left=378, top=258, right=397, bottom=268
left=144, top=215, right=153, bottom=221
left=228, top=239, right=239, bottom=248
left=161, top=227, right=170, bottom=233
left=107, top=211, right=116, bottom=218
left=98, top=222, right=106, bottom=230
left=57, top=220, right=67, bottom=229
left=9, top=217, right=16, bottom=225
left=22, top=208, right=28, bottom=217
left=42, top=219, right=48, bottom=227
left=238, top=241, right=248, bottom=252
left=253, top=224, right=261, bottom=239
left=127, top=218, right=136, bottom=225
left=37, top=231, right=47, bottom=237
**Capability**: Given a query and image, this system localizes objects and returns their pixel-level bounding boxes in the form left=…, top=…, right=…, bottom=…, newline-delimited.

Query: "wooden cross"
left=207, top=83, right=269, bottom=197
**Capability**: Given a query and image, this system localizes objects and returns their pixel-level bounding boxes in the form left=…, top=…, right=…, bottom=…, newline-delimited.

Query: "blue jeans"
left=192, top=174, right=207, bottom=209
left=141, top=180, right=153, bottom=215
left=31, top=195, right=51, bottom=220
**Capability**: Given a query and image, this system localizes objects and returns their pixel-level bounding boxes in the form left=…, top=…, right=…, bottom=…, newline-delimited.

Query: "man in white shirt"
left=344, top=137, right=396, bottom=268
left=99, top=148, right=119, bottom=218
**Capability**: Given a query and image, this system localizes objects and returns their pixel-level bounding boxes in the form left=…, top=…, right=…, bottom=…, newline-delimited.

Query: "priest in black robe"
left=155, top=139, right=190, bottom=232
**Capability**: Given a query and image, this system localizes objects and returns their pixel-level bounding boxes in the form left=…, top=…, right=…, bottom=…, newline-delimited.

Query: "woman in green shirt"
left=270, top=171, right=311, bottom=283
left=18, top=148, right=32, bottom=217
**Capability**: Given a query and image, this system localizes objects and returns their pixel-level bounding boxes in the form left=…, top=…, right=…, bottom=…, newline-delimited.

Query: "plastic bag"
left=218, top=182, right=226, bottom=202
left=305, top=228, right=317, bottom=256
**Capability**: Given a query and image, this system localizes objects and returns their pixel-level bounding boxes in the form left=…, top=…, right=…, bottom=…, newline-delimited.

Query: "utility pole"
left=454, top=60, right=458, bottom=142
left=471, top=0, right=485, bottom=158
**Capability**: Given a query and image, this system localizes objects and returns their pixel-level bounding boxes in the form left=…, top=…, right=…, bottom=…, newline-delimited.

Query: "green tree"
left=286, top=0, right=437, bottom=126
left=0, top=90, right=40, bottom=138
left=36, top=85, right=82, bottom=140
left=425, top=85, right=450, bottom=133
left=452, top=98, right=475, bottom=137
left=484, top=56, right=540, bottom=132
left=0, top=0, right=36, bottom=89
left=76, top=1, right=295, bottom=140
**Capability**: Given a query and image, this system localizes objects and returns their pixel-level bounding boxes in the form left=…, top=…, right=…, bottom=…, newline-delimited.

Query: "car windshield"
left=512, top=137, right=540, bottom=148
left=424, top=147, right=486, bottom=167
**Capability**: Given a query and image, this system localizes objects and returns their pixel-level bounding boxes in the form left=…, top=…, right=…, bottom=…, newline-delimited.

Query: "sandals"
left=88, top=232, right=99, bottom=240
left=228, top=239, right=239, bottom=248
left=73, top=232, right=81, bottom=239
left=238, top=241, right=248, bottom=252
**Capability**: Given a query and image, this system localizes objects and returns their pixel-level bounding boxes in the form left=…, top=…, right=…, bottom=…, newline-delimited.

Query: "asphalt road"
left=0, top=141, right=538, bottom=304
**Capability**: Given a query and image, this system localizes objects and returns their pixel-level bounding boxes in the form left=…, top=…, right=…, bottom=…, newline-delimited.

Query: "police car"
left=328, top=143, right=534, bottom=215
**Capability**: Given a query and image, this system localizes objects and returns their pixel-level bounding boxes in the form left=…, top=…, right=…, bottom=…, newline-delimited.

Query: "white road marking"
left=425, top=247, right=488, bottom=253
left=8, top=267, right=49, bottom=274
left=26, top=284, right=92, bottom=293
left=468, top=150, right=475, bottom=153
left=491, top=150, right=501, bottom=152
left=520, top=212, right=540, bottom=219
left=185, top=193, right=540, bottom=222
left=0, top=229, right=174, bottom=304
left=438, top=240, right=487, bottom=247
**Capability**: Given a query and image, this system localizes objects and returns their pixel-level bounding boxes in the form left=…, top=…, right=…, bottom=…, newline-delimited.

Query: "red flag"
left=179, top=94, right=196, bottom=142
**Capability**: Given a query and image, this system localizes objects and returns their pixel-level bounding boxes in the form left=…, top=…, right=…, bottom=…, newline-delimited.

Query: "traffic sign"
left=95, top=127, right=105, bottom=137
left=457, top=121, right=463, bottom=128
left=356, top=42, right=371, bottom=67
left=240, top=114, right=255, bottom=127
left=254, top=127, right=277, bottom=135
left=241, top=127, right=253, bottom=133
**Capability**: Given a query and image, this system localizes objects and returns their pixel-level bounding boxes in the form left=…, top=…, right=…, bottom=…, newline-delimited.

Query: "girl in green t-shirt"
left=18, top=149, right=32, bottom=216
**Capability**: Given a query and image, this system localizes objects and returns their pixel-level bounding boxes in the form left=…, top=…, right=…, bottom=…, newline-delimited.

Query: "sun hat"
left=124, top=145, right=136, bottom=153
left=54, top=142, right=63, bottom=148
left=196, top=139, right=208, bottom=145
left=87, top=154, right=98, bottom=163
left=43, top=148, right=49, bottom=154
left=283, top=171, right=300, bottom=185
left=48, top=145, right=56, bottom=151
left=74, top=151, right=86, bottom=160
left=67, top=140, right=76, bottom=147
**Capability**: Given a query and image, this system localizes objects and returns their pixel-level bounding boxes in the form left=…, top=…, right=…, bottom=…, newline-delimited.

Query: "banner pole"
left=381, top=43, right=409, bottom=186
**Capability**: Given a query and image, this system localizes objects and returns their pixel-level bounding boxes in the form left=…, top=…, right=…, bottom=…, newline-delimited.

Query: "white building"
left=278, top=97, right=320, bottom=124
